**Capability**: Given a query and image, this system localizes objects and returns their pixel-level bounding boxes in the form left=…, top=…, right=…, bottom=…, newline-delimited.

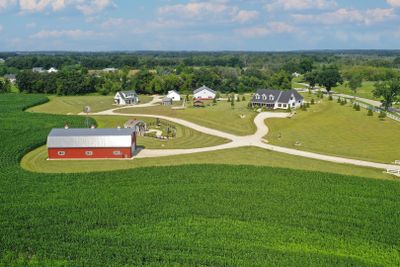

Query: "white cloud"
left=75, top=0, right=114, bottom=16
left=266, top=0, right=337, bottom=11
left=236, top=22, right=296, bottom=38
left=31, top=29, right=106, bottom=39
left=387, top=0, right=400, bottom=7
left=233, top=10, right=259, bottom=23
left=158, top=2, right=258, bottom=23
left=292, top=8, right=395, bottom=25
left=0, top=0, right=16, bottom=10
left=0, top=0, right=113, bottom=14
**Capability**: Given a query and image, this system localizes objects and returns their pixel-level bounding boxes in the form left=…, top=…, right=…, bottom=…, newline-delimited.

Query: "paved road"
left=88, top=108, right=399, bottom=171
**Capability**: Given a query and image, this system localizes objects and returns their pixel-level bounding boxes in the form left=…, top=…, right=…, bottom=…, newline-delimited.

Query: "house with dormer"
left=114, top=91, right=139, bottom=105
left=251, top=89, right=304, bottom=110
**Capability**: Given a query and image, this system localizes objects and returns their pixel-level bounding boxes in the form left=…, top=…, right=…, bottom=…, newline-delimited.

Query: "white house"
left=114, top=91, right=139, bottom=105
left=251, top=89, right=304, bottom=110
left=193, top=85, right=216, bottom=100
left=166, top=90, right=181, bottom=101
left=48, top=67, right=58, bottom=73
left=292, top=72, right=301, bottom=77
left=32, top=67, right=46, bottom=73
left=103, top=68, right=118, bottom=73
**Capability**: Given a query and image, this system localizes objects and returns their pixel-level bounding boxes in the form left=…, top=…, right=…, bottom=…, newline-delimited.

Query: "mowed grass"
left=22, top=145, right=392, bottom=180
left=267, top=99, right=400, bottom=163
left=27, top=94, right=153, bottom=115
left=115, top=99, right=257, bottom=136
left=92, top=115, right=229, bottom=149
left=333, top=81, right=380, bottom=100
left=2, top=94, right=400, bottom=266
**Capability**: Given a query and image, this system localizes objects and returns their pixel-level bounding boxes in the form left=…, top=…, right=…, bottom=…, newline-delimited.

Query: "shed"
left=124, top=119, right=147, bottom=136
left=47, top=128, right=136, bottom=159
left=162, top=97, right=173, bottom=106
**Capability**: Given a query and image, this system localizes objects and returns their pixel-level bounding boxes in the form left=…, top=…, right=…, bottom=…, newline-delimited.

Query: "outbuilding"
left=162, top=97, right=173, bottom=106
left=166, top=90, right=181, bottom=101
left=114, top=91, right=139, bottom=105
left=47, top=128, right=136, bottom=159
left=193, top=85, right=216, bottom=100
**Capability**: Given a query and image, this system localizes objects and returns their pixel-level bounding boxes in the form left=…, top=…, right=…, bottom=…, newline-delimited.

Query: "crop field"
left=92, top=115, right=229, bottom=149
left=2, top=94, right=400, bottom=266
left=27, top=94, right=153, bottom=115
left=115, top=99, right=257, bottom=136
left=267, top=98, right=400, bottom=163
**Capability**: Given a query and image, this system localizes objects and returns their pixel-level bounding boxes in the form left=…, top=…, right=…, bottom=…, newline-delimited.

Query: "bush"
left=367, top=109, right=374, bottom=116
left=378, top=110, right=387, bottom=120
left=306, top=102, right=310, bottom=108
left=311, top=98, right=315, bottom=105
left=328, top=95, right=333, bottom=101
left=355, top=104, right=361, bottom=111
left=340, top=99, right=346, bottom=106
left=242, top=95, right=246, bottom=101
left=337, top=97, right=341, bottom=103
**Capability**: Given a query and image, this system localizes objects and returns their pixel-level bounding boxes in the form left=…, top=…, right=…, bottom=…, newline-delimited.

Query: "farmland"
left=27, top=94, right=153, bottom=115
left=267, top=98, right=400, bottom=163
left=1, top=93, right=400, bottom=265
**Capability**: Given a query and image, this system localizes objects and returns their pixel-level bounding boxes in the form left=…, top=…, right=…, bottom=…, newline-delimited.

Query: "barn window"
left=57, top=151, right=65, bottom=156
left=113, top=151, right=122, bottom=155
left=85, top=151, right=93, bottom=156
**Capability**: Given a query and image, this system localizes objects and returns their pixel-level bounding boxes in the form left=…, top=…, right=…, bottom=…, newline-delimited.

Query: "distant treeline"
left=1, top=51, right=400, bottom=71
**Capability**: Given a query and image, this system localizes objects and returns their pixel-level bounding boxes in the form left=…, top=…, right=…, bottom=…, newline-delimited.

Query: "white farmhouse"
left=114, top=91, right=139, bottom=105
left=166, top=90, right=181, bottom=101
left=251, top=89, right=304, bottom=110
left=193, top=85, right=216, bottom=100
left=48, top=67, right=58, bottom=73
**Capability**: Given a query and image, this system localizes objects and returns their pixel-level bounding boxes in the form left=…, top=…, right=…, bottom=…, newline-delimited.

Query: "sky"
left=0, top=0, right=400, bottom=51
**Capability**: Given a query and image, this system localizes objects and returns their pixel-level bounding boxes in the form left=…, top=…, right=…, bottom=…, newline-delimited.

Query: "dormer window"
left=255, top=94, right=260, bottom=100
left=262, top=94, right=267, bottom=100
left=269, top=95, right=274, bottom=101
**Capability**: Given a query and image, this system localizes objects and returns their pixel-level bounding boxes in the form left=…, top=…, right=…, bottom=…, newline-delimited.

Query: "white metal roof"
left=47, top=128, right=135, bottom=148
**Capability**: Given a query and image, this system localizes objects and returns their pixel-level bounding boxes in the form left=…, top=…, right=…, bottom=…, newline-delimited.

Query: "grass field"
left=92, top=115, right=229, bottom=149
left=22, top=145, right=391, bottom=179
left=333, top=81, right=381, bottom=100
left=116, top=99, right=257, bottom=136
left=2, top=94, right=400, bottom=266
left=267, top=98, right=400, bottom=163
left=27, top=94, right=153, bottom=115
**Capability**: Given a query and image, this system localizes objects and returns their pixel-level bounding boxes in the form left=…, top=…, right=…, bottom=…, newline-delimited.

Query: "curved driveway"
left=89, top=108, right=399, bottom=171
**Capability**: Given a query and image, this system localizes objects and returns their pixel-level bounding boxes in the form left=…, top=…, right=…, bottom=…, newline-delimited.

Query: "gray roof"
left=118, top=91, right=137, bottom=100
left=252, top=89, right=303, bottom=104
left=162, top=97, right=172, bottom=102
left=193, top=85, right=216, bottom=94
left=4, top=74, right=16, bottom=79
left=47, top=128, right=135, bottom=148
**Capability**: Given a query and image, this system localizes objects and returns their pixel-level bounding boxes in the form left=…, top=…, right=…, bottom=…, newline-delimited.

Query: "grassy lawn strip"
left=267, top=99, right=400, bottom=163
left=92, top=115, right=229, bottom=149
left=27, top=94, right=153, bottom=115
left=115, top=99, right=257, bottom=136
left=333, top=81, right=381, bottom=101
left=21, top=145, right=391, bottom=180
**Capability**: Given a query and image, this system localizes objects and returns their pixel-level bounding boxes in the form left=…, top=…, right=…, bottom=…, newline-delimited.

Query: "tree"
left=0, top=79, right=11, bottom=93
left=304, top=71, right=318, bottom=89
left=379, top=110, right=387, bottom=120
left=373, top=79, right=400, bottom=110
left=299, top=57, right=314, bottom=73
left=231, top=94, right=235, bottom=108
left=347, top=74, right=362, bottom=98
left=270, top=70, right=292, bottom=89
left=317, top=65, right=343, bottom=94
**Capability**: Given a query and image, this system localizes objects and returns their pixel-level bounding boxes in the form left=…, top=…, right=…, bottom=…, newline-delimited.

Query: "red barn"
left=47, top=128, right=136, bottom=160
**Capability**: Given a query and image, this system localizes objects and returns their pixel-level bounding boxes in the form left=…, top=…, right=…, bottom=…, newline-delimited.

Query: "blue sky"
left=0, top=0, right=399, bottom=51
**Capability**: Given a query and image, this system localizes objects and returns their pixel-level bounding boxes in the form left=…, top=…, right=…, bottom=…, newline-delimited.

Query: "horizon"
left=1, top=0, right=400, bottom=51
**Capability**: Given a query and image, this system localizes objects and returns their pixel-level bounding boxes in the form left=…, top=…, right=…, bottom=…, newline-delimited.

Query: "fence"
left=315, top=92, right=400, bottom=122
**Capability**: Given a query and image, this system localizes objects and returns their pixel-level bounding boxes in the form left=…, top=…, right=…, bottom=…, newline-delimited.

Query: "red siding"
left=48, top=147, right=132, bottom=159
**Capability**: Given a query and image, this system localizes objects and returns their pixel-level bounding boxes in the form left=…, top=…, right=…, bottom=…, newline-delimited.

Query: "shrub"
left=242, top=95, right=246, bottom=101
left=337, top=97, right=341, bottom=103
left=306, top=102, right=310, bottom=108
left=311, top=98, right=315, bottom=105
left=379, top=110, right=387, bottom=120
left=328, top=95, right=333, bottom=101
left=355, top=104, right=361, bottom=111
left=367, top=108, right=374, bottom=116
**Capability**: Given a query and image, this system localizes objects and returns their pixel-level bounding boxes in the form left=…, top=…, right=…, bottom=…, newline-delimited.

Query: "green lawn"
left=92, top=115, right=229, bottom=149
left=115, top=99, right=257, bottom=136
left=333, top=81, right=381, bottom=100
left=267, top=99, right=400, bottom=163
left=2, top=94, right=400, bottom=266
left=22, top=145, right=391, bottom=180
left=27, top=94, right=153, bottom=115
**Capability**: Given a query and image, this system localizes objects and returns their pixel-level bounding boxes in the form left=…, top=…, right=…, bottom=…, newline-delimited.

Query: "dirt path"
left=88, top=108, right=399, bottom=171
